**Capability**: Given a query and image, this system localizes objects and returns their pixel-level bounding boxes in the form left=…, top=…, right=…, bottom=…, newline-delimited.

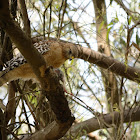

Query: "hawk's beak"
left=69, top=56, right=74, bottom=61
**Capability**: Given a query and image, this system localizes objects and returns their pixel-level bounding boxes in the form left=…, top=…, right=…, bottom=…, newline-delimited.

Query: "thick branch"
left=66, top=107, right=140, bottom=138
left=76, top=46, right=140, bottom=83
left=24, top=120, right=74, bottom=140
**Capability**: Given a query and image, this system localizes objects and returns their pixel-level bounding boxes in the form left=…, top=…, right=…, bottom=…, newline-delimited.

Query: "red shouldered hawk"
left=0, top=39, right=76, bottom=86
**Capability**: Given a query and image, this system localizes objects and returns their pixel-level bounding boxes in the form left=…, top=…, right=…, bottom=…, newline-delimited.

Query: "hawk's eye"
left=69, top=49, right=72, bottom=55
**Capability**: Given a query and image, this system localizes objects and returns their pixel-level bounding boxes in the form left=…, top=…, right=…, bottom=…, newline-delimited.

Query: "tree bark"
left=66, top=107, right=140, bottom=138
left=92, top=0, right=119, bottom=107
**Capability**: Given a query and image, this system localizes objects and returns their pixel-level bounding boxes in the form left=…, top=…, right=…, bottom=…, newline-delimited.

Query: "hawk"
left=0, top=39, right=77, bottom=86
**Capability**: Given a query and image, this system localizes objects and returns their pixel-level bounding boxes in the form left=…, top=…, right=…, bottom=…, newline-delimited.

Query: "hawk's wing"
left=2, top=40, right=50, bottom=77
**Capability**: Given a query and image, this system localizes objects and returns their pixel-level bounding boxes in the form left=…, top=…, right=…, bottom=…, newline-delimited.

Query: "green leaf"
left=107, top=21, right=114, bottom=27
left=106, top=26, right=112, bottom=41
left=128, top=16, right=132, bottom=25
left=98, top=21, right=105, bottom=33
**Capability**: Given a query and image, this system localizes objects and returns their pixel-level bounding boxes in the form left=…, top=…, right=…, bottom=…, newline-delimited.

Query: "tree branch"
left=114, top=0, right=140, bottom=22
left=19, top=0, right=31, bottom=37
left=66, top=107, right=140, bottom=138
left=76, top=46, right=140, bottom=83
left=5, top=82, right=16, bottom=124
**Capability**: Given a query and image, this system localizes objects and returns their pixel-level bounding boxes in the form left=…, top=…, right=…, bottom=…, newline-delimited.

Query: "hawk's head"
left=62, top=42, right=78, bottom=61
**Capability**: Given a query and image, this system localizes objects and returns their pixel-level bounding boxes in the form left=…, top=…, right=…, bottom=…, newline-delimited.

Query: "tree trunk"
left=92, top=0, right=119, bottom=110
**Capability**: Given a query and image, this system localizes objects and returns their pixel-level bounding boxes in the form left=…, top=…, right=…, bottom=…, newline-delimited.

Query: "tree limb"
left=19, top=0, right=31, bottom=37
left=66, top=107, right=140, bottom=138
left=76, top=46, right=140, bottom=83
